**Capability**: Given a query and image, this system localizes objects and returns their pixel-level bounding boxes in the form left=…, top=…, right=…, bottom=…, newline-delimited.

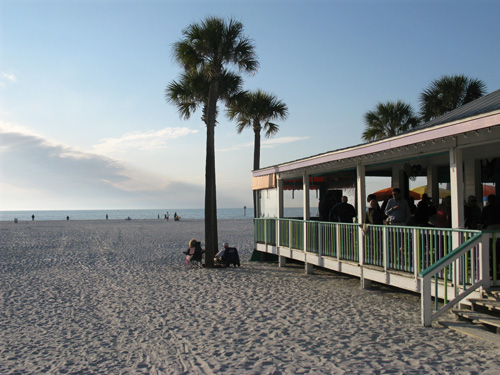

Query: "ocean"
left=0, top=207, right=309, bottom=222
left=0, top=208, right=252, bottom=222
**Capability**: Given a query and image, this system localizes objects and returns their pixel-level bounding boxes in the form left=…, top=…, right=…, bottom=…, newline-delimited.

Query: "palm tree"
left=227, top=89, right=289, bottom=171
left=169, top=17, right=258, bottom=267
left=419, top=74, right=486, bottom=122
left=166, top=69, right=243, bottom=126
left=362, top=101, right=419, bottom=142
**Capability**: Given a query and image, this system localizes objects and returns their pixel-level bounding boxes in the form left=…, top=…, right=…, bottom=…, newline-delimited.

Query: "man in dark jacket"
left=329, top=196, right=357, bottom=223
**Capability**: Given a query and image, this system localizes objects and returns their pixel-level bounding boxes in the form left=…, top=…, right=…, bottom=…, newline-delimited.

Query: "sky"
left=1, top=0, right=500, bottom=211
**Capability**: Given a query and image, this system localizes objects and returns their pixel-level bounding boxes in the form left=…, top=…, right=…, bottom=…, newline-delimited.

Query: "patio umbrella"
left=373, top=187, right=420, bottom=201
left=483, top=184, right=496, bottom=197
left=410, top=185, right=450, bottom=199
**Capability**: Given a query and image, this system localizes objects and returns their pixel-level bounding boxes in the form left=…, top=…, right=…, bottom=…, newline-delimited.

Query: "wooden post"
left=480, top=233, right=490, bottom=288
left=305, top=262, right=314, bottom=275
left=421, top=276, right=432, bottom=326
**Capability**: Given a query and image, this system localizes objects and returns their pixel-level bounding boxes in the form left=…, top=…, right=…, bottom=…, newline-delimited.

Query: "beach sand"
left=1, top=219, right=500, bottom=374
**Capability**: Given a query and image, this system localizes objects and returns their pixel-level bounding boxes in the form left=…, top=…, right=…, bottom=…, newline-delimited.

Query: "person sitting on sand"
left=184, top=239, right=203, bottom=266
left=214, top=242, right=229, bottom=266
left=223, top=243, right=241, bottom=267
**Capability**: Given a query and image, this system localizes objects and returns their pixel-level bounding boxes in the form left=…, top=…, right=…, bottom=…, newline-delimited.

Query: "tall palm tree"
left=362, top=100, right=419, bottom=142
left=227, top=89, right=289, bottom=171
left=169, top=17, right=258, bottom=267
left=419, top=74, right=486, bottom=122
left=166, top=69, right=243, bottom=126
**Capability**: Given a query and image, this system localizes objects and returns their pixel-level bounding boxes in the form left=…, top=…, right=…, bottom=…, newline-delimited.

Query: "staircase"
left=438, top=288, right=500, bottom=346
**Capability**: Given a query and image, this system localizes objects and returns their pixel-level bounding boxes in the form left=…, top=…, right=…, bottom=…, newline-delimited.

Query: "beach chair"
left=188, top=241, right=204, bottom=268
left=224, top=247, right=240, bottom=267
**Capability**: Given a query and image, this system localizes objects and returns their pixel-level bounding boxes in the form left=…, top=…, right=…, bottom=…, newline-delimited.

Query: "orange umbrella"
left=410, top=186, right=450, bottom=200
left=373, top=187, right=420, bottom=201
left=483, top=184, right=496, bottom=197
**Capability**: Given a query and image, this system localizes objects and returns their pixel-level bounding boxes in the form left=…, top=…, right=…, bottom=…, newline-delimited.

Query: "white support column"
left=356, top=164, right=366, bottom=224
left=303, top=172, right=311, bottom=274
left=277, top=178, right=284, bottom=219
left=303, top=172, right=310, bottom=221
left=357, top=164, right=366, bottom=282
left=464, top=159, right=482, bottom=202
left=277, top=178, right=283, bottom=253
left=450, top=147, right=465, bottom=230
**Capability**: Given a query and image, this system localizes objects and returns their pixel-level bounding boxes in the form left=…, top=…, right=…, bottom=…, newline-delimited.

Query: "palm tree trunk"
left=204, top=80, right=219, bottom=268
left=253, top=125, right=261, bottom=217
left=253, top=123, right=261, bottom=171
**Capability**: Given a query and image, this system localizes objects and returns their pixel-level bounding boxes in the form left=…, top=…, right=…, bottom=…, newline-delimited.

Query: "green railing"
left=254, top=218, right=276, bottom=246
left=418, top=231, right=485, bottom=326
left=254, top=218, right=496, bottom=326
left=255, top=218, right=479, bottom=274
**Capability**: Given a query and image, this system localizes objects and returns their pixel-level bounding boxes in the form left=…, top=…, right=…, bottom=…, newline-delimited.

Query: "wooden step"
left=453, top=309, right=500, bottom=330
left=469, top=298, right=500, bottom=313
left=438, top=320, right=500, bottom=347
left=482, top=289, right=500, bottom=301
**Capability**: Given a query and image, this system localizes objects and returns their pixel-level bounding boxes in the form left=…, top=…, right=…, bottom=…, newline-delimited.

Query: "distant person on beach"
left=166, top=212, right=170, bottom=221
left=385, top=188, right=411, bottom=225
left=174, top=212, right=179, bottom=221
left=106, top=214, right=109, bottom=220
left=32, top=214, right=35, bottom=221
left=66, top=216, right=69, bottom=221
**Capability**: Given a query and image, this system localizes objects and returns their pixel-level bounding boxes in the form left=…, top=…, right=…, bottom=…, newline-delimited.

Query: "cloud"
left=92, top=127, right=199, bottom=155
left=0, top=72, right=17, bottom=86
left=0, top=123, right=206, bottom=209
left=219, top=136, right=309, bottom=152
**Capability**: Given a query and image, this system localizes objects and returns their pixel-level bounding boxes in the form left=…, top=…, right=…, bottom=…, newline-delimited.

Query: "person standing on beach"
left=384, top=188, right=411, bottom=225
left=32, top=214, right=35, bottom=221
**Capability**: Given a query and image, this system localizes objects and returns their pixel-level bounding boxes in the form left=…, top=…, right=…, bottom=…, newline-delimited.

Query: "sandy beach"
left=1, top=219, right=500, bottom=374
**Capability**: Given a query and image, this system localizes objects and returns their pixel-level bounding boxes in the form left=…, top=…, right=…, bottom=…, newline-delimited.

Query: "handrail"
left=418, top=231, right=482, bottom=278
left=419, top=231, right=485, bottom=326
